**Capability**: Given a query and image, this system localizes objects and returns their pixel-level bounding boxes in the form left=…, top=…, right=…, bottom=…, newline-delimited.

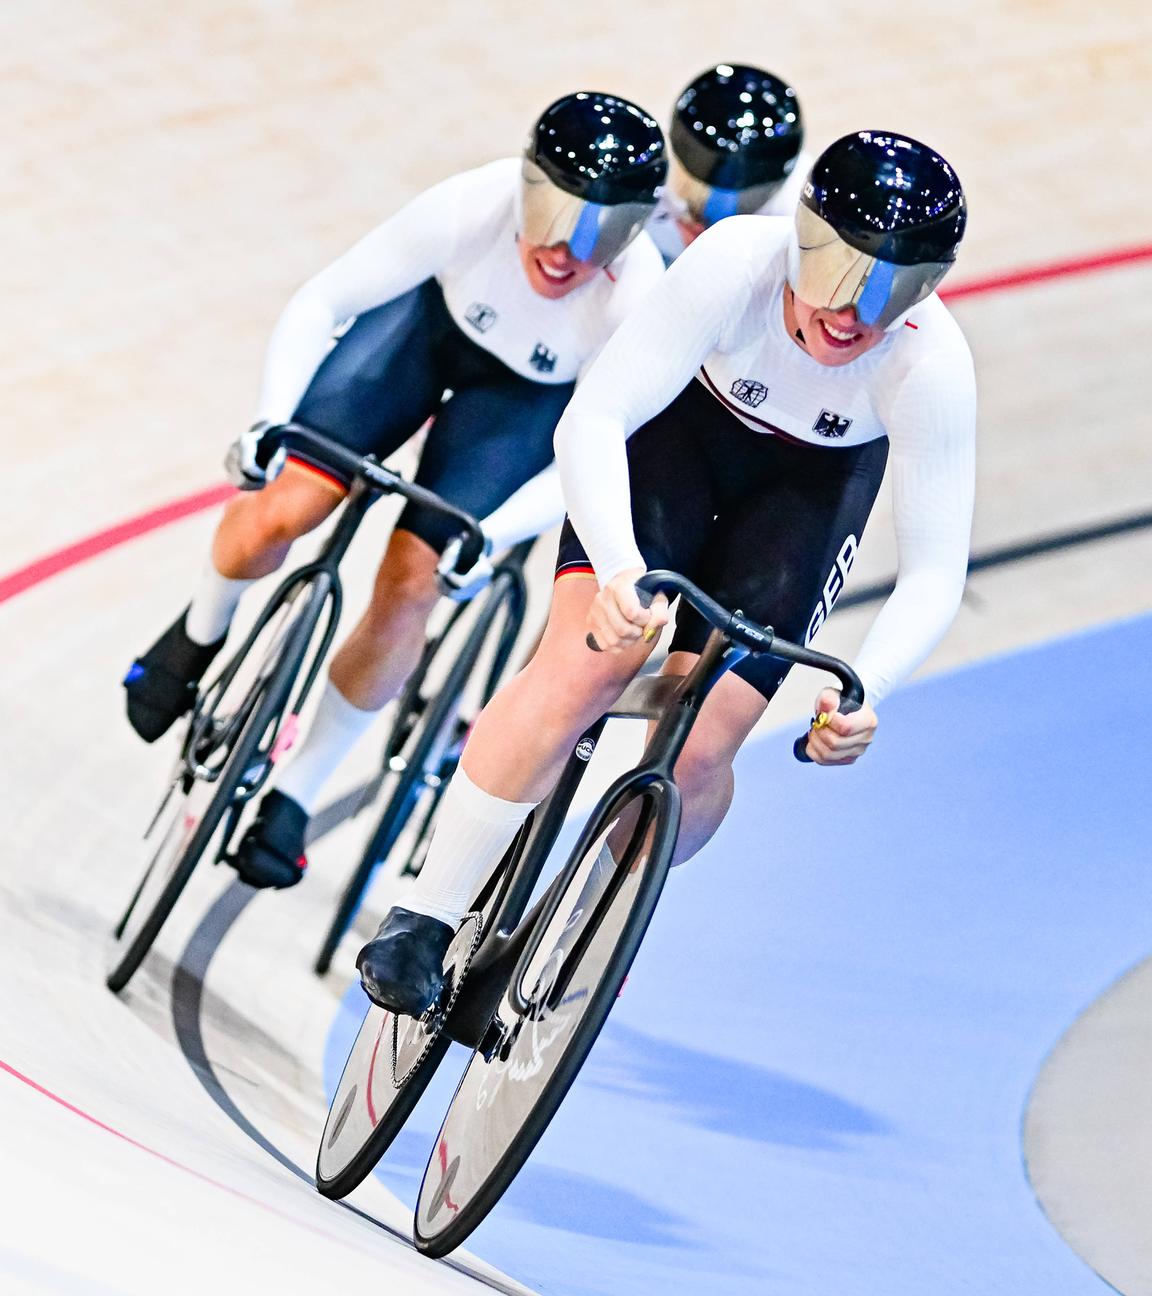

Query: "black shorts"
left=290, top=279, right=575, bottom=553
left=555, top=379, right=888, bottom=701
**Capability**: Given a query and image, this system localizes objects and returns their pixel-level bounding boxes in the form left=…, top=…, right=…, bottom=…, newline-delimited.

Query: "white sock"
left=404, top=767, right=537, bottom=928
left=185, top=564, right=254, bottom=645
left=276, top=680, right=381, bottom=814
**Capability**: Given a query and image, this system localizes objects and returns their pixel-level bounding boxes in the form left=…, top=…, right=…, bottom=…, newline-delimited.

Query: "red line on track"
left=0, top=483, right=234, bottom=608
left=1, top=239, right=1149, bottom=612
left=0, top=1055, right=380, bottom=1255
left=942, top=242, right=1152, bottom=302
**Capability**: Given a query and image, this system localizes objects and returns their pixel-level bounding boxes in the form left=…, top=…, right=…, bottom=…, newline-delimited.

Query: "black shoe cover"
left=123, top=610, right=223, bottom=743
left=230, top=790, right=309, bottom=890
left=356, top=907, right=455, bottom=1017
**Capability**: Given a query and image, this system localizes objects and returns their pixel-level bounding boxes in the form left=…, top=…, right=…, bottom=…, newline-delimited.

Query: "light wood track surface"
left=2, top=4, right=1151, bottom=1293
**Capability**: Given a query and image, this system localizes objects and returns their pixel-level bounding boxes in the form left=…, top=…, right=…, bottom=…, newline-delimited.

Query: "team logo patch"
left=574, top=738, right=596, bottom=762
left=813, top=409, right=853, bottom=439
left=730, top=378, right=769, bottom=408
left=465, top=302, right=498, bottom=333
left=529, top=343, right=558, bottom=373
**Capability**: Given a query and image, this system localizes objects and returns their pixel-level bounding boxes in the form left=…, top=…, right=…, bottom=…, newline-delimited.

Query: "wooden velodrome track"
left=2, top=2, right=1151, bottom=1293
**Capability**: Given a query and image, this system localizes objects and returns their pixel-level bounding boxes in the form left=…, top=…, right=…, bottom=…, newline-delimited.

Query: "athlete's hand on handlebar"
left=224, top=421, right=287, bottom=491
left=437, top=532, right=495, bottom=602
left=800, top=688, right=878, bottom=765
left=586, top=567, right=669, bottom=652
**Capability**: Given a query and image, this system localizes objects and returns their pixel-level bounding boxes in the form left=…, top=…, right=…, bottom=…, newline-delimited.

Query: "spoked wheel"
left=313, top=567, right=524, bottom=977
left=107, top=582, right=327, bottom=993
left=413, top=782, right=678, bottom=1257
left=315, top=911, right=484, bottom=1199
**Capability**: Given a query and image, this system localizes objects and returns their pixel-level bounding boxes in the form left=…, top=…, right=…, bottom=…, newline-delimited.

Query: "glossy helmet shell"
left=527, top=91, right=667, bottom=205
left=801, top=130, right=966, bottom=265
left=670, top=63, right=803, bottom=190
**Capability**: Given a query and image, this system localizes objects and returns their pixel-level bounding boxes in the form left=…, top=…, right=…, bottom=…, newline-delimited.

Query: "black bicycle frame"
left=181, top=477, right=376, bottom=789
left=443, top=625, right=748, bottom=1046
left=503, top=628, right=745, bottom=1015
left=175, top=421, right=486, bottom=841
left=443, top=562, right=865, bottom=1045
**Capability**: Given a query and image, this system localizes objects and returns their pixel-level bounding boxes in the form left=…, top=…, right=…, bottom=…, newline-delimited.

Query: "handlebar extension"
left=263, top=422, right=486, bottom=574
left=586, top=569, right=864, bottom=762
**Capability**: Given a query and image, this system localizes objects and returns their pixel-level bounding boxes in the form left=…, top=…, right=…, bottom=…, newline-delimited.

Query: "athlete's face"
left=517, top=239, right=602, bottom=299
left=786, top=292, right=887, bottom=367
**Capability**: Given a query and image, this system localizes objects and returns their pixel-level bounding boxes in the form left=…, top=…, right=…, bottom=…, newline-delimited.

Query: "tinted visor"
left=792, top=205, right=952, bottom=329
left=669, top=156, right=784, bottom=226
left=519, top=159, right=655, bottom=266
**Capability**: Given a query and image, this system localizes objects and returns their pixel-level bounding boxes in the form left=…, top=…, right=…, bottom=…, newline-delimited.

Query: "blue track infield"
left=324, top=611, right=1152, bottom=1295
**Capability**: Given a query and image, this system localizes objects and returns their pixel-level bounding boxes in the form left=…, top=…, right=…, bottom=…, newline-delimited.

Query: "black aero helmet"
left=669, top=63, right=803, bottom=224
left=789, top=130, right=967, bottom=329
left=520, top=92, right=667, bottom=265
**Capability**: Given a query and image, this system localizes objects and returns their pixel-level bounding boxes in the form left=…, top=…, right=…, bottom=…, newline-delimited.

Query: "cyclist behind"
left=434, top=61, right=813, bottom=595
left=123, top=92, right=667, bottom=888
left=353, top=131, right=978, bottom=1016
left=646, top=62, right=808, bottom=263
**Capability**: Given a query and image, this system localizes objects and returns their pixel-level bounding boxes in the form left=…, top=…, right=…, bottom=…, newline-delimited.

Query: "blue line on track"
left=325, top=612, right=1152, bottom=1294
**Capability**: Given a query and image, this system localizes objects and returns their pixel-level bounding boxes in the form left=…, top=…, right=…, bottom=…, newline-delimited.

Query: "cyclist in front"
left=433, top=60, right=815, bottom=592
left=354, top=130, right=978, bottom=1016
left=122, top=92, right=667, bottom=888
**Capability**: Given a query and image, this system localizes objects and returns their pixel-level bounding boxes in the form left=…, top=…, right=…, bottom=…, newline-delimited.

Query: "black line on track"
left=839, top=507, right=1152, bottom=611
left=170, top=882, right=309, bottom=1185
left=169, top=880, right=525, bottom=1296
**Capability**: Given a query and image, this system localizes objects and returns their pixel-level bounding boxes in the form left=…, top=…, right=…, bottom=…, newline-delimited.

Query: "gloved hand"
left=224, top=421, right=287, bottom=490
left=437, top=532, right=495, bottom=602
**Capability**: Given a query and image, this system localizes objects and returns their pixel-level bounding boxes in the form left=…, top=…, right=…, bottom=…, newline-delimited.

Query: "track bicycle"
left=312, top=538, right=536, bottom=976
left=315, top=570, right=862, bottom=1257
left=106, top=423, right=484, bottom=993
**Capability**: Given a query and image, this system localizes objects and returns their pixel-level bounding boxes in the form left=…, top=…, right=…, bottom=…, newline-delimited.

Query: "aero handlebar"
left=588, top=569, right=864, bottom=764
left=264, top=422, right=487, bottom=574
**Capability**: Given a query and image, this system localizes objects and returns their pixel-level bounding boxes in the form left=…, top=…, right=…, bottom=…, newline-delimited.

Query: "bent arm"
left=253, top=166, right=500, bottom=424
left=481, top=463, right=565, bottom=552
left=853, top=355, right=977, bottom=704
left=555, top=228, right=750, bottom=584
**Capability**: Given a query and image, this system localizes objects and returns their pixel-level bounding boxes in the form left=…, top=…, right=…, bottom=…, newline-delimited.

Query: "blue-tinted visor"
left=669, top=155, right=784, bottom=227
left=519, top=160, right=655, bottom=266
left=791, top=204, right=952, bottom=329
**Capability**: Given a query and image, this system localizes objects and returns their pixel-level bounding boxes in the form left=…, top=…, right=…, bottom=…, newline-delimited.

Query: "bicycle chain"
left=390, top=911, right=484, bottom=1089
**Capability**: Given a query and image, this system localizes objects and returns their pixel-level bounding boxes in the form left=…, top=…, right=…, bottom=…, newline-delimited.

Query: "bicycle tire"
left=312, top=567, right=525, bottom=976
left=315, top=911, right=484, bottom=1199
left=106, top=583, right=326, bottom=993
left=413, top=780, right=679, bottom=1256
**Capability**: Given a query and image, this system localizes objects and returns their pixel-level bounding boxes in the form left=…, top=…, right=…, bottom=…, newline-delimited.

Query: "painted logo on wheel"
left=473, top=947, right=588, bottom=1112
left=425, top=1137, right=461, bottom=1221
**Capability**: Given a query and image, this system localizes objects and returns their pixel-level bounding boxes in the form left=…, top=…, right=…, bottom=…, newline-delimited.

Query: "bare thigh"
left=212, top=462, right=345, bottom=578
left=461, top=576, right=660, bottom=803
